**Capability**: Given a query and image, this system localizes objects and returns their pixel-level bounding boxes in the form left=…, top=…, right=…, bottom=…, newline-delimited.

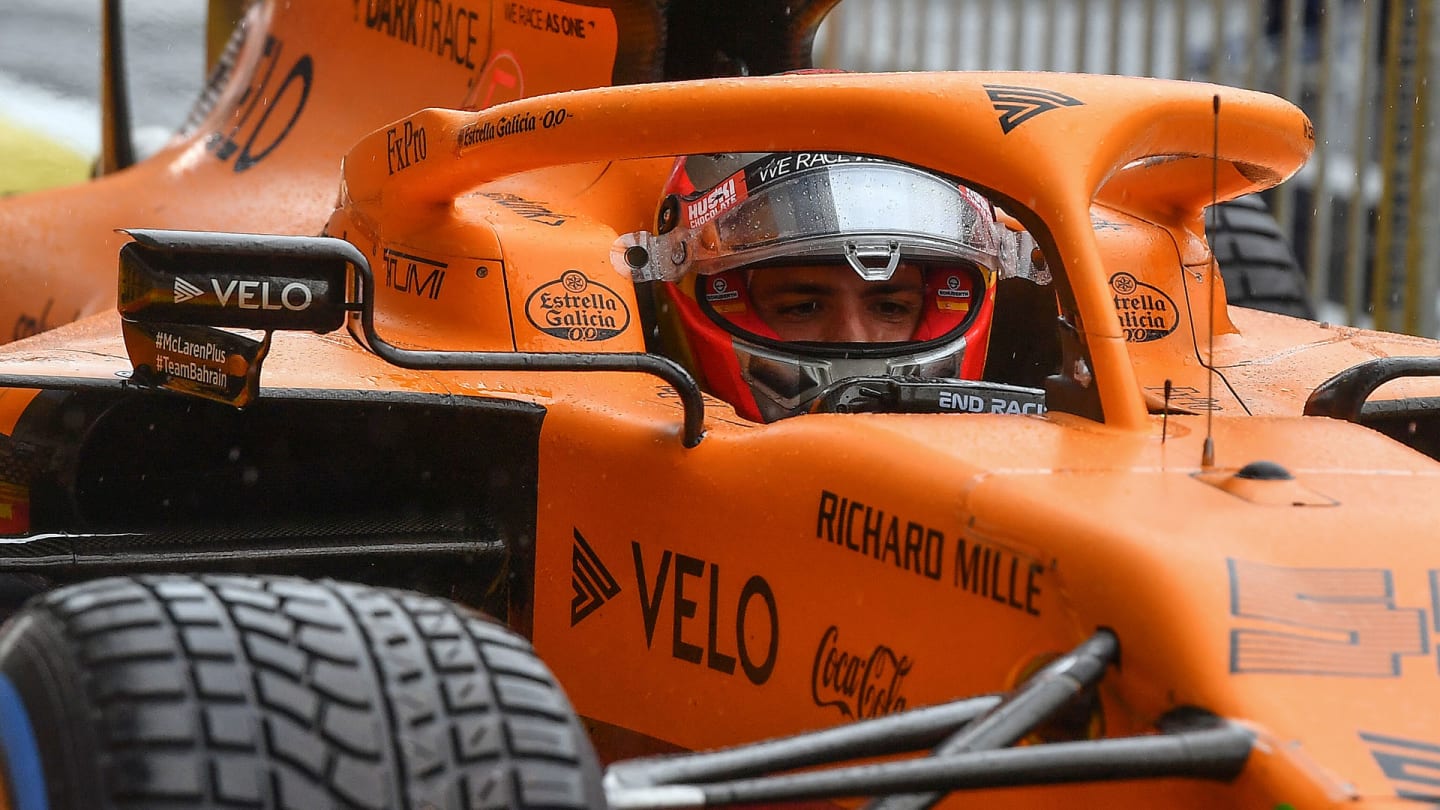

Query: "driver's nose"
left=817, top=300, right=874, bottom=343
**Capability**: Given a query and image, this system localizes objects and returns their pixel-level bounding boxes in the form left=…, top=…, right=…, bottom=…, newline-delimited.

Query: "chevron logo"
left=984, top=85, right=1085, bottom=134
left=571, top=528, right=620, bottom=626
left=173, top=276, right=205, bottom=304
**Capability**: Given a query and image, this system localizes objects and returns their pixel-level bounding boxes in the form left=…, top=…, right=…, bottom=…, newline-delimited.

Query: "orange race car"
left=0, top=2, right=1438, bottom=809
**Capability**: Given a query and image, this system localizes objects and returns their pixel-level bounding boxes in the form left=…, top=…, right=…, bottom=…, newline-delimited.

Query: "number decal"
left=1229, top=559, right=1427, bottom=677
left=1362, top=732, right=1440, bottom=802
left=205, top=36, right=313, bottom=173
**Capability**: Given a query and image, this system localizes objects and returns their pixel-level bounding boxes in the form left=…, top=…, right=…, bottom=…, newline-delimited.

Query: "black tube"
left=1304, top=357, right=1440, bottom=421
left=866, top=629, right=1118, bottom=810
left=101, top=0, right=136, bottom=173
left=606, top=695, right=1001, bottom=789
left=349, top=244, right=707, bottom=447
left=118, top=231, right=709, bottom=448
left=605, top=724, right=1254, bottom=809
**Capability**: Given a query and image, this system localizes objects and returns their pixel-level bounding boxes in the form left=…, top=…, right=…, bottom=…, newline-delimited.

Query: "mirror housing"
left=118, top=229, right=351, bottom=332
left=117, top=229, right=358, bottom=406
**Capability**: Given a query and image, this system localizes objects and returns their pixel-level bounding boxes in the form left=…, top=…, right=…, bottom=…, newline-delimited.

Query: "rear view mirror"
left=117, top=229, right=357, bottom=406
left=118, top=229, right=350, bottom=332
left=111, top=228, right=706, bottom=446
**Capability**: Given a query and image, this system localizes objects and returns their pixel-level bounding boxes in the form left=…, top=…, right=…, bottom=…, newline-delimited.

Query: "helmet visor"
left=700, top=259, right=985, bottom=350
left=621, top=154, right=1009, bottom=283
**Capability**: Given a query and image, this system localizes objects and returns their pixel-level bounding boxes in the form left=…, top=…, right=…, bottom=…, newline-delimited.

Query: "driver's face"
left=747, top=263, right=925, bottom=343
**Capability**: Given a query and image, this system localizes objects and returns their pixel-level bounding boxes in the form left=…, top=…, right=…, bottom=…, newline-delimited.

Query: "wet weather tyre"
left=1207, top=194, right=1316, bottom=318
left=0, top=574, right=603, bottom=810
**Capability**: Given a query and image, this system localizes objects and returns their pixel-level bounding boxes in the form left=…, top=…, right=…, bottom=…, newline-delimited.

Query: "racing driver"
left=615, top=151, right=1016, bottom=422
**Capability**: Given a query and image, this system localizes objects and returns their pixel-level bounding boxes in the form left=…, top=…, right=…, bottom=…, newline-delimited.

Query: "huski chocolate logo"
left=686, top=175, right=742, bottom=228
left=810, top=625, right=912, bottom=719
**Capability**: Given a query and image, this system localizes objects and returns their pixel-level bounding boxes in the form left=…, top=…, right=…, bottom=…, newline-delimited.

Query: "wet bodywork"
left=2, top=4, right=1440, bottom=807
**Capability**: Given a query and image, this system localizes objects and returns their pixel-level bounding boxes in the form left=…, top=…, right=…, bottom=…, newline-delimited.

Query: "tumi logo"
left=383, top=249, right=447, bottom=300
left=174, top=277, right=204, bottom=304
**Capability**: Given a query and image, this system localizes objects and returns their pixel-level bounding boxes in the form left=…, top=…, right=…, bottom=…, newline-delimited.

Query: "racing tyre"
left=1207, top=194, right=1316, bottom=318
left=0, top=575, right=602, bottom=810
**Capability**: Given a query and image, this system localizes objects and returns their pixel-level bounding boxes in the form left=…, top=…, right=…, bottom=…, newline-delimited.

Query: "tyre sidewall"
left=0, top=610, right=103, bottom=810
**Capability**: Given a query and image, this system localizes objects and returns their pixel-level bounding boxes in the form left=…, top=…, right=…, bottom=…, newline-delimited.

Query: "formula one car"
left=1, top=2, right=1439, bottom=810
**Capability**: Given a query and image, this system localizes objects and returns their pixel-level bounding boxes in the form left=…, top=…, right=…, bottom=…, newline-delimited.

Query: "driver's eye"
left=870, top=296, right=921, bottom=321
left=776, top=300, right=821, bottom=319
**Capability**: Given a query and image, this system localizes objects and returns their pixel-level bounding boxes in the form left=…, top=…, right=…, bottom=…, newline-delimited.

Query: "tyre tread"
left=3, top=575, right=599, bottom=810
left=1207, top=194, right=1317, bottom=319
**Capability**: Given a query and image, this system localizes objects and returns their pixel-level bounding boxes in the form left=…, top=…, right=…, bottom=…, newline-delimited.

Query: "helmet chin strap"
left=844, top=240, right=902, bottom=281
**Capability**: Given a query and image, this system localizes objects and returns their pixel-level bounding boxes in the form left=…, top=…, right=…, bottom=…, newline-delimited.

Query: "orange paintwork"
left=0, top=0, right=627, bottom=346
left=3, top=9, right=1440, bottom=806
left=329, top=72, right=1313, bottom=432
left=0, top=390, right=40, bottom=438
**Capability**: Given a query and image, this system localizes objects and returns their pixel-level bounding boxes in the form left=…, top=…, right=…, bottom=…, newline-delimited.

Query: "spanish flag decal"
left=936, top=274, right=974, bottom=312
left=0, top=482, right=29, bottom=536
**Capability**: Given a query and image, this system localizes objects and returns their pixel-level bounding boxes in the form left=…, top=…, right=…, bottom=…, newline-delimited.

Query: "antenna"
left=1162, top=379, right=1172, bottom=444
left=1202, top=94, right=1220, bottom=468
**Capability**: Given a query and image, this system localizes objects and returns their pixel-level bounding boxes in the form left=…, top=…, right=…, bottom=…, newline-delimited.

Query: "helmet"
left=615, top=152, right=1010, bottom=422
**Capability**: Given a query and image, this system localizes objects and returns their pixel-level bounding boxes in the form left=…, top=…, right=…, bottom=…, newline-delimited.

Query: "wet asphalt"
left=0, top=0, right=205, bottom=152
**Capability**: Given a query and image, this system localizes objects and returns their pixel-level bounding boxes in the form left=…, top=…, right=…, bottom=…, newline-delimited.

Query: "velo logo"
left=173, top=277, right=205, bottom=304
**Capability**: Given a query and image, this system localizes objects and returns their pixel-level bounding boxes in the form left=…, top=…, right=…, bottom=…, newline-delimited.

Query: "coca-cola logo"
left=810, top=625, right=912, bottom=719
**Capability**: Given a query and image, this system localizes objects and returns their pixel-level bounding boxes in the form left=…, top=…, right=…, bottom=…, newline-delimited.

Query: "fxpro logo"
left=174, top=277, right=314, bottom=311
